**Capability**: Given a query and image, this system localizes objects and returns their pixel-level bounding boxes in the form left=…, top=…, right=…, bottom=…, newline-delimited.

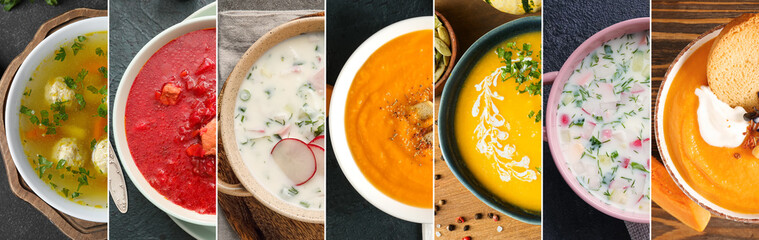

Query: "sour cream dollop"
left=694, top=86, right=748, bottom=148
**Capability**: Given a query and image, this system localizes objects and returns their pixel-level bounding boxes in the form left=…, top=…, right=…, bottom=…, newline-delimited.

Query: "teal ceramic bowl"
left=437, top=16, right=541, bottom=225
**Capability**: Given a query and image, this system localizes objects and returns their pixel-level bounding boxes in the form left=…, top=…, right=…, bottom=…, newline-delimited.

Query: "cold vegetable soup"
left=125, top=28, right=217, bottom=214
left=234, top=32, right=326, bottom=210
left=556, top=32, right=651, bottom=214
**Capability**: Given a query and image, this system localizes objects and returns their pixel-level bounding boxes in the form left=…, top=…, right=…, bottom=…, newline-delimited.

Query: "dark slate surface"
left=0, top=0, right=106, bottom=238
left=542, top=0, right=649, bottom=239
left=108, top=0, right=213, bottom=239
left=325, top=0, right=432, bottom=239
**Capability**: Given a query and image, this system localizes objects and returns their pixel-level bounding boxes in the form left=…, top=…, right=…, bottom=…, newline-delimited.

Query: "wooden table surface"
left=433, top=97, right=540, bottom=240
left=651, top=1, right=759, bottom=238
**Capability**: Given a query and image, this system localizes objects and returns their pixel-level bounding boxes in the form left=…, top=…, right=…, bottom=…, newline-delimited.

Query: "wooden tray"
left=0, top=8, right=107, bottom=240
left=217, top=12, right=325, bottom=240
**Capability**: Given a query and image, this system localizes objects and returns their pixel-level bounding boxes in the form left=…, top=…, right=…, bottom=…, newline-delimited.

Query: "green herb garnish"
left=97, top=102, right=107, bottom=118
left=54, top=47, right=66, bottom=61
left=95, top=47, right=105, bottom=56
left=630, top=162, right=649, bottom=173
left=71, top=42, right=83, bottom=55
left=287, top=187, right=299, bottom=196
left=75, top=93, right=85, bottom=110
left=98, top=66, right=107, bottom=78
left=589, top=136, right=602, bottom=151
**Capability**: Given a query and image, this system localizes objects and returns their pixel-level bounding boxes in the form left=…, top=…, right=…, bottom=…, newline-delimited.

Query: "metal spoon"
left=109, top=142, right=128, bottom=213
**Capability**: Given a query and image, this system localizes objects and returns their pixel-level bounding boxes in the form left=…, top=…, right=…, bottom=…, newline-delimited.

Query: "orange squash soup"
left=344, top=30, right=433, bottom=208
left=454, top=32, right=542, bottom=212
left=664, top=39, right=759, bottom=213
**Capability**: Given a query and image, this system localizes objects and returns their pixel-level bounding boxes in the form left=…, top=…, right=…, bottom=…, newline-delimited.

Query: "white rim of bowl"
left=329, top=16, right=434, bottom=224
left=5, top=16, right=109, bottom=223
left=113, top=15, right=217, bottom=226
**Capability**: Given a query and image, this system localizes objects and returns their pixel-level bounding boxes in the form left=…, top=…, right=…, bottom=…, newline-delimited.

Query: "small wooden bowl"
left=434, top=11, right=458, bottom=96
left=218, top=16, right=325, bottom=224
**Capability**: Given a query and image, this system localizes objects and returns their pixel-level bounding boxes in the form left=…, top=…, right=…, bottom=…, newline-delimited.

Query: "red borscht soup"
left=125, top=28, right=216, bottom=214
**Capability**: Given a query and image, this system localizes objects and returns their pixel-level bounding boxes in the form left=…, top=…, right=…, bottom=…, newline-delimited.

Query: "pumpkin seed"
left=437, top=26, right=450, bottom=45
left=434, top=37, right=451, bottom=56
left=434, top=61, right=445, bottom=81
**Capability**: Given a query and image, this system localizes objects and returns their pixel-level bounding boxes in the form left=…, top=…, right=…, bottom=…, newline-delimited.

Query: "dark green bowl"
left=437, top=16, right=542, bottom=225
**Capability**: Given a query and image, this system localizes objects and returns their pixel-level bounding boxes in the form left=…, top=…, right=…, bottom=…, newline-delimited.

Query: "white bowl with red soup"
left=113, top=16, right=217, bottom=226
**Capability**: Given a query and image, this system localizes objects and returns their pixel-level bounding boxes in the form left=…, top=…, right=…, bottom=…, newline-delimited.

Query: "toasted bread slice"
left=411, top=101, right=433, bottom=121
left=707, top=13, right=759, bottom=109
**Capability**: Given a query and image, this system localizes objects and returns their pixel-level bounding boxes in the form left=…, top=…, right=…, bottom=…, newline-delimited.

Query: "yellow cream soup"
left=454, top=32, right=542, bottom=212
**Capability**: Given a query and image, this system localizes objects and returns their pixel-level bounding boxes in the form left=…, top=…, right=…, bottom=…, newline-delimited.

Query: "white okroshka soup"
left=556, top=31, right=651, bottom=214
left=233, top=32, right=326, bottom=209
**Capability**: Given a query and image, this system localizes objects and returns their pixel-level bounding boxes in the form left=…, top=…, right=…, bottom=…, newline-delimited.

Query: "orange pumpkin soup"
left=344, top=30, right=433, bottom=208
left=663, top=39, right=759, bottom=213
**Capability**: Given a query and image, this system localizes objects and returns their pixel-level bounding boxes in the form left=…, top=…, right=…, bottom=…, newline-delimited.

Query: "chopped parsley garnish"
left=97, top=102, right=107, bottom=118
left=54, top=47, right=66, bottom=61
left=56, top=159, right=66, bottom=169
left=95, top=47, right=105, bottom=56
left=87, top=85, right=99, bottom=94
left=496, top=42, right=541, bottom=97
left=75, top=93, right=85, bottom=110
left=98, top=66, right=107, bottom=78
left=63, top=76, right=76, bottom=89
left=71, top=42, right=83, bottom=55
left=495, top=42, right=542, bottom=122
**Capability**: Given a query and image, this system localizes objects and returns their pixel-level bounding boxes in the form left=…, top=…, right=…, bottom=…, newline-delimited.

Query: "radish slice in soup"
left=309, top=144, right=325, bottom=177
left=309, top=135, right=325, bottom=148
left=271, top=138, right=317, bottom=186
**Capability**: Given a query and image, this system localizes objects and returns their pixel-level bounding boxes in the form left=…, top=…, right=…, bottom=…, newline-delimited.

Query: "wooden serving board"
left=651, top=0, right=759, bottom=238
left=433, top=97, right=541, bottom=240
left=0, top=8, right=107, bottom=240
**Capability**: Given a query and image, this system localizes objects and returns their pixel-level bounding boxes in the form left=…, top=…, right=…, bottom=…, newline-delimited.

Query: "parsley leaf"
left=75, top=93, right=85, bottom=110
left=98, top=66, right=107, bottom=78
left=71, top=42, right=83, bottom=55
left=87, top=85, right=99, bottom=94
left=54, top=47, right=66, bottom=61
left=97, top=102, right=107, bottom=118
